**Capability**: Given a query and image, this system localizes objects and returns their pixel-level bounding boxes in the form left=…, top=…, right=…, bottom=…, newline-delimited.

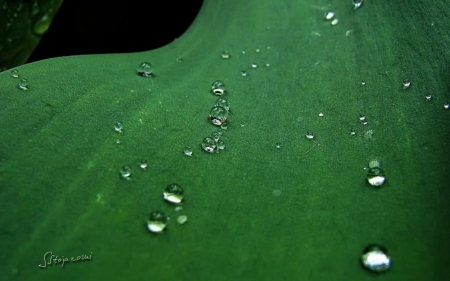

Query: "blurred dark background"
left=28, top=0, right=204, bottom=62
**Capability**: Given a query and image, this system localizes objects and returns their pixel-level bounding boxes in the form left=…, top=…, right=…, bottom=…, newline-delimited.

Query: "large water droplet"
left=147, top=211, right=168, bottom=233
left=18, top=78, right=28, bottom=90
left=366, top=159, right=386, bottom=186
left=361, top=245, right=391, bottom=273
left=163, top=183, right=184, bottom=204
left=33, top=12, right=51, bottom=35
left=210, top=106, right=228, bottom=126
left=201, top=137, right=216, bottom=153
left=137, top=62, right=153, bottom=77
left=211, top=80, right=226, bottom=95
left=120, top=165, right=132, bottom=180
left=10, top=69, right=19, bottom=78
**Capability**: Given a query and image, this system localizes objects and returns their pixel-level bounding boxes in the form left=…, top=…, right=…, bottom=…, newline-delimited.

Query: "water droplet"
left=120, top=165, right=132, bottom=180
left=209, top=106, right=228, bottom=126
left=331, top=19, right=339, bottom=26
left=211, top=131, right=222, bottom=142
left=255, top=48, right=261, bottom=53
left=31, top=1, right=40, bottom=16
left=325, top=11, right=335, bottom=20
left=174, top=206, right=183, bottom=212
left=272, top=189, right=282, bottom=196
left=240, top=123, right=245, bottom=127
left=251, top=63, right=258, bottom=69
left=33, top=12, right=52, bottom=35
left=176, top=57, right=183, bottom=63
left=163, top=183, right=184, bottom=204
left=214, top=98, right=230, bottom=111
left=137, top=62, right=153, bottom=77
left=275, top=142, right=282, bottom=149
left=114, top=121, right=123, bottom=133
left=10, top=69, right=19, bottom=78
left=350, top=129, right=356, bottom=136
left=177, top=215, right=188, bottom=225
left=444, top=102, right=450, bottom=109
left=147, top=211, right=168, bottom=233
left=241, top=70, right=248, bottom=77
left=318, top=113, right=324, bottom=117
left=220, top=122, right=228, bottom=130
left=201, top=137, right=216, bottom=153
left=359, top=114, right=366, bottom=121
left=425, top=95, right=432, bottom=100
left=18, top=78, right=28, bottom=90
left=211, top=80, right=226, bottom=95
left=140, top=160, right=148, bottom=169
left=221, top=50, right=230, bottom=59
left=367, top=159, right=386, bottom=186
left=183, top=146, right=193, bottom=156
left=361, top=80, right=366, bottom=85
left=306, top=131, right=314, bottom=139
left=402, top=79, right=411, bottom=88
left=363, top=121, right=369, bottom=126
left=216, top=140, right=225, bottom=150
left=115, top=139, right=121, bottom=144
left=353, top=0, right=364, bottom=10
left=361, top=245, right=391, bottom=273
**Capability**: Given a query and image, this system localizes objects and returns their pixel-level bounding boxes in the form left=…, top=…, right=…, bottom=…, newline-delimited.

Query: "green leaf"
left=1, top=0, right=449, bottom=280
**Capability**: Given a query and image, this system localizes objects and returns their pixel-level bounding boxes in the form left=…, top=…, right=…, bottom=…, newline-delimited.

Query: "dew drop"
left=137, top=62, right=153, bottom=77
left=115, top=139, right=121, bottom=144
left=251, top=63, right=258, bottom=69
left=211, top=131, right=222, bottom=142
left=216, top=140, right=225, bottom=150
left=319, top=113, right=324, bottom=117
left=275, top=142, right=282, bottom=149
left=241, top=70, right=248, bottom=77
left=221, top=50, right=230, bottom=59
left=202, top=137, right=216, bottom=153
left=18, top=78, right=28, bottom=90
left=361, top=245, right=391, bottom=273
left=255, top=48, right=261, bottom=53
left=325, top=11, right=335, bottom=20
left=350, top=129, right=356, bottom=136
left=359, top=114, right=366, bottom=121
left=114, top=121, right=123, bottom=133
left=163, top=183, right=184, bottom=204
left=209, top=106, right=228, bottom=126
left=425, top=95, right=432, bottom=100
left=183, top=146, right=193, bottom=156
left=174, top=206, right=183, bottom=212
left=177, top=215, right=188, bottom=225
left=214, top=98, right=230, bottom=111
left=306, top=131, right=315, bottom=139
left=211, top=80, right=226, bottom=95
left=402, top=79, right=411, bottom=88
left=33, top=12, right=52, bottom=35
left=331, top=19, right=339, bottom=26
left=176, top=57, right=183, bottom=63
left=140, top=160, right=148, bottom=169
left=120, top=165, right=132, bottom=180
left=367, top=159, right=386, bottom=186
left=10, top=69, right=19, bottom=78
left=361, top=80, right=366, bottom=85
left=353, top=0, right=364, bottom=10
left=31, top=1, right=40, bottom=16
left=147, top=211, right=168, bottom=233
left=220, top=122, right=228, bottom=130
left=444, top=102, right=450, bottom=109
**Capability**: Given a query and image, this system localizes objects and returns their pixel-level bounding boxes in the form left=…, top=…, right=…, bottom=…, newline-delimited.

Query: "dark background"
left=28, top=0, right=204, bottom=62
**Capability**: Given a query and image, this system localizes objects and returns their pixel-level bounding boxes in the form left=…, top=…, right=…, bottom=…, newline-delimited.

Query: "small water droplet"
left=137, top=62, right=153, bottom=77
left=10, top=69, right=19, bottom=78
left=425, top=95, right=432, bottom=100
left=183, top=146, right=193, bottom=156
left=216, top=140, right=225, bottom=150
left=325, top=11, right=335, bottom=20
left=221, top=50, right=230, bottom=59
left=367, top=159, right=386, bottom=186
left=209, top=106, right=228, bottom=126
left=272, top=189, right=282, bottom=196
left=120, top=165, right=132, bottom=180
left=306, top=131, right=314, bottom=139
left=361, top=245, right=391, bottom=273
left=444, top=102, right=450, bottom=109
left=147, top=211, right=168, bottom=233
left=240, top=123, right=245, bottom=127
left=402, top=79, right=411, bottom=88
left=115, top=139, right=121, bottom=144
left=18, top=78, right=28, bottom=90
left=202, top=137, right=216, bottom=153
left=31, top=1, right=40, bottom=16
left=331, top=19, right=339, bottom=26
left=242, top=50, right=246, bottom=54
left=163, top=183, right=184, bottom=204
left=174, top=206, right=183, bottom=212
left=359, top=114, right=366, bottom=121
left=220, top=122, right=228, bottom=130
left=214, top=98, right=230, bottom=111
left=265, top=63, right=270, bottom=67
left=211, top=131, right=222, bottom=142
left=353, top=0, right=364, bottom=10
left=140, top=160, right=148, bottom=169
left=255, top=48, right=261, bottom=53
left=363, top=121, right=369, bottom=126
left=177, top=215, right=188, bottom=225
left=275, top=142, right=282, bottom=149
left=361, top=80, right=366, bottom=85
left=211, top=80, right=226, bottom=95
left=251, top=63, right=258, bottom=69
left=241, top=70, right=248, bottom=77
left=176, top=57, right=183, bottom=63
left=350, top=129, right=356, bottom=136
left=114, top=121, right=123, bottom=133
left=318, top=113, right=324, bottom=117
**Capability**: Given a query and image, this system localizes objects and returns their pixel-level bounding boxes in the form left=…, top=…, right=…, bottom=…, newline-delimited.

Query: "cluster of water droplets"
left=9, top=69, right=29, bottom=90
